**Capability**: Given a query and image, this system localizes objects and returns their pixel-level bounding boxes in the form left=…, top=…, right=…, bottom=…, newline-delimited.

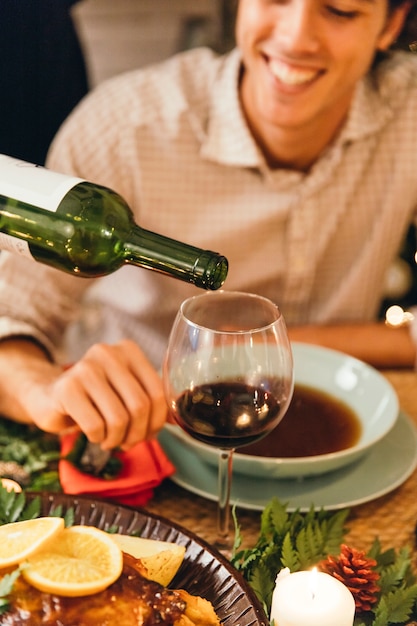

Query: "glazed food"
left=0, top=552, right=220, bottom=625
left=0, top=518, right=220, bottom=625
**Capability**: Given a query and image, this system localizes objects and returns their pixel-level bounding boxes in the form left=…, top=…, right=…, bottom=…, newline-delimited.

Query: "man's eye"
left=326, top=5, right=359, bottom=18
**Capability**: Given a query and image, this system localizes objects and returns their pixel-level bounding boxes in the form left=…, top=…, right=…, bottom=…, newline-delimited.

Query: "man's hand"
left=0, top=338, right=168, bottom=450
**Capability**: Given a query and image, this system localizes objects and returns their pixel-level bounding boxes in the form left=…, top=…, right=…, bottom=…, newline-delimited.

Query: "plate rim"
left=159, top=410, right=417, bottom=512
left=24, top=491, right=268, bottom=626
left=163, top=342, right=400, bottom=479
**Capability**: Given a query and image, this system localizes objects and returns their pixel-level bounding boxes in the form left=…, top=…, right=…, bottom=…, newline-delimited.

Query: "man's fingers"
left=54, top=340, right=167, bottom=449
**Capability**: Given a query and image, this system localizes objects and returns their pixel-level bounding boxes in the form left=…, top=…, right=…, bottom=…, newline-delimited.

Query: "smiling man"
left=0, top=0, right=415, bottom=448
left=237, top=0, right=410, bottom=168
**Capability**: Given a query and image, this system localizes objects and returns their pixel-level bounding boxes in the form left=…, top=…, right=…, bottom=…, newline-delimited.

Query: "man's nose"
left=273, top=1, right=321, bottom=54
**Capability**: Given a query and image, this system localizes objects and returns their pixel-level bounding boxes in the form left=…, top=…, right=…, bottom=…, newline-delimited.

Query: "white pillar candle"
left=270, top=568, right=355, bottom=626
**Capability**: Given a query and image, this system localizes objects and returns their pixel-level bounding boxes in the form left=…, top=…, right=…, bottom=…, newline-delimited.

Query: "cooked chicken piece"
left=0, top=553, right=220, bottom=626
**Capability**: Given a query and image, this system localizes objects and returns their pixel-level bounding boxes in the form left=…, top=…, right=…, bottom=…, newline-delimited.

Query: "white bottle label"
left=0, top=232, right=32, bottom=257
left=0, top=154, right=84, bottom=259
left=0, top=154, right=83, bottom=212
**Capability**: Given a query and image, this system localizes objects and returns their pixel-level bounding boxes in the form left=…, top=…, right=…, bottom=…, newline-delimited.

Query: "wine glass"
left=163, top=291, right=294, bottom=550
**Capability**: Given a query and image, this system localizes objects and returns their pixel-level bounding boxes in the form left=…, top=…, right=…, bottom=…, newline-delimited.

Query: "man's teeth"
left=269, top=59, right=317, bottom=85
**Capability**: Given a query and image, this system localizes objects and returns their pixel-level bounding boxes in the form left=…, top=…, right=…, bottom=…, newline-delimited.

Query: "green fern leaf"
left=367, top=537, right=383, bottom=561
left=281, top=532, right=300, bottom=571
left=261, top=540, right=285, bottom=570
left=249, top=560, right=276, bottom=612
left=323, top=508, right=350, bottom=554
left=8, top=492, right=31, bottom=522
left=18, top=495, right=41, bottom=521
left=380, top=585, right=417, bottom=623
left=296, top=523, right=325, bottom=567
left=370, top=597, right=390, bottom=626
left=63, top=507, right=75, bottom=527
left=0, top=489, right=27, bottom=523
left=261, top=498, right=290, bottom=540
left=378, top=548, right=415, bottom=594
left=0, top=567, right=22, bottom=615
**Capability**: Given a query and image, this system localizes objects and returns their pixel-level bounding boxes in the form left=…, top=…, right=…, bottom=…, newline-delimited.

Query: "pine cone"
left=319, top=544, right=380, bottom=612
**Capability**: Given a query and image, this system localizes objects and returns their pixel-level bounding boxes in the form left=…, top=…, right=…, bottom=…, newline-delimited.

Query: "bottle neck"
left=124, top=225, right=228, bottom=290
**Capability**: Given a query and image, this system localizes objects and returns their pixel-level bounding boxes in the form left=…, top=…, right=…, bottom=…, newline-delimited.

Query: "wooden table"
left=146, top=369, right=417, bottom=556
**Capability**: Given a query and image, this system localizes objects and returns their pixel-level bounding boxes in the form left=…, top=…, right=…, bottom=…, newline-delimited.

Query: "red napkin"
left=59, top=432, right=175, bottom=507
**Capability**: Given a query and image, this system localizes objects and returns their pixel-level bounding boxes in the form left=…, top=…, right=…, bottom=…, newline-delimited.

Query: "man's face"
left=236, top=0, right=406, bottom=136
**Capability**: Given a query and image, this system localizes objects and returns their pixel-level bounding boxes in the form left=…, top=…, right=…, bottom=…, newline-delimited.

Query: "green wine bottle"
left=0, top=155, right=228, bottom=290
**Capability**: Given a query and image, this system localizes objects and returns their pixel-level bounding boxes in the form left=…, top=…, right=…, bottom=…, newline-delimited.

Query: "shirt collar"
left=337, top=75, right=392, bottom=147
left=200, top=48, right=264, bottom=167
left=338, top=51, right=416, bottom=145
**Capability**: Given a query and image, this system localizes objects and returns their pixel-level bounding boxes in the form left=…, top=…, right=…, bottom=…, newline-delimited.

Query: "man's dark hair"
left=225, top=0, right=417, bottom=53
left=390, top=0, right=417, bottom=50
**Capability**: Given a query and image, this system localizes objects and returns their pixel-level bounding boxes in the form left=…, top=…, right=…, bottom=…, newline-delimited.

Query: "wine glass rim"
left=179, top=290, right=283, bottom=333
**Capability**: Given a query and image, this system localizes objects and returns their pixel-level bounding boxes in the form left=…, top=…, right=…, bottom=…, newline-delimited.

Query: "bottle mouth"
left=194, top=253, right=229, bottom=290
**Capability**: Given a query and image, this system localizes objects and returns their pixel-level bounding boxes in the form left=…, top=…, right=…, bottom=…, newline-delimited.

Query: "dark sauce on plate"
left=239, top=383, right=362, bottom=458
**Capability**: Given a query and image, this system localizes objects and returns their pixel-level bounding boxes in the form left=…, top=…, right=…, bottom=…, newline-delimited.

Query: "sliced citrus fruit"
left=23, top=525, right=123, bottom=596
left=0, top=517, right=65, bottom=568
left=0, top=478, right=22, bottom=493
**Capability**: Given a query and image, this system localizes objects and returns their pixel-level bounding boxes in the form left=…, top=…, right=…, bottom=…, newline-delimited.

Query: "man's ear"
left=377, top=2, right=412, bottom=50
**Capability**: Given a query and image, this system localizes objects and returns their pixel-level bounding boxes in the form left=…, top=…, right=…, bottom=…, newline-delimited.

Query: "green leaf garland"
left=231, top=497, right=417, bottom=626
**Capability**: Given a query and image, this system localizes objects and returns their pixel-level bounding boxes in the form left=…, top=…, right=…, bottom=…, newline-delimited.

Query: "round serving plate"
left=25, top=491, right=268, bottom=626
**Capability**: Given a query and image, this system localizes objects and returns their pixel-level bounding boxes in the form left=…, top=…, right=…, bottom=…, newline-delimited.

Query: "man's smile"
left=267, top=56, right=323, bottom=86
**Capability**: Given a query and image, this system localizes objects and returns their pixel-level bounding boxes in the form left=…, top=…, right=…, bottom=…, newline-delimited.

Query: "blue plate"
left=163, top=343, right=400, bottom=479
left=158, top=411, right=417, bottom=512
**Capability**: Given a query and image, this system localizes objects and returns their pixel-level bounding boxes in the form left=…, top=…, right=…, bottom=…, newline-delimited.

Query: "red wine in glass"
left=163, top=291, right=293, bottom=550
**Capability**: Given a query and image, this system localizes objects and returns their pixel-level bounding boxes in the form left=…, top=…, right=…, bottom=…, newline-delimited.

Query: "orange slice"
left=0, top=517, right=65, bottom=568
left=23, top=525, right=123, bottom=596
left=0, top=479, right=22, bottom=493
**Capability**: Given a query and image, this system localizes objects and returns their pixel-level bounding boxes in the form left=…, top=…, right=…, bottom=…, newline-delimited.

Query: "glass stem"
left=217, top=448, right=234, bottom=548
